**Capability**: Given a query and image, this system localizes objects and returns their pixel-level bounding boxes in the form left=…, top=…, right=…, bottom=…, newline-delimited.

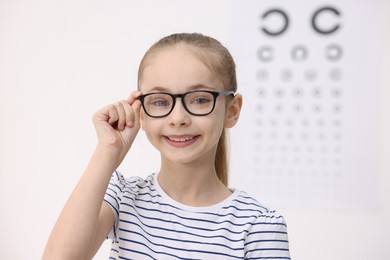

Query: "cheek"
left=214, top=106, right=228, bottom=127
left=141, top=118, right=154, bottom=135
left=142, top=120, right=160, bottom=148
left=205, top=115, right=225, bottom=138
left=140, top=117, right=163, bottom=143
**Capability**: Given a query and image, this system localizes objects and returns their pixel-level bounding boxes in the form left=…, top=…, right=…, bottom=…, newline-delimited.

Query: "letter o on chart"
left=326, top=44, right=343, bottom=61
left=257, top=46, right=274, bottom=62
left=291, top=45, right=308, bottom=62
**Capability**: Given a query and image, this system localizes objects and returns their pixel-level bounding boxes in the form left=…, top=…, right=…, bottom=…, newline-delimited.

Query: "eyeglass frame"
left=137, top=90, right=236, bottom=118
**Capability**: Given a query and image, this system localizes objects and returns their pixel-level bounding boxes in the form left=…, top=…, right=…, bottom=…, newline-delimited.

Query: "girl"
left=43, top=33, right=290, bottom=259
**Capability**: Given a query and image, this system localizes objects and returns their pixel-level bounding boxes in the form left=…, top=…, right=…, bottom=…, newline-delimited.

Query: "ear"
left=224, top=94, right=243, bottom=128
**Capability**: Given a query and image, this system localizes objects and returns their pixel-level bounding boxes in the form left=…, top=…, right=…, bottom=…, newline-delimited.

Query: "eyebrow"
left=145, top=84, right=217, bottom=93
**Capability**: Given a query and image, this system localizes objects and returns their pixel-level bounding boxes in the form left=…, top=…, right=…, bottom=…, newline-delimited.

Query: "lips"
left=164, top=135, right=199, bottom=147
left=167, top=136, right=194, bottom=142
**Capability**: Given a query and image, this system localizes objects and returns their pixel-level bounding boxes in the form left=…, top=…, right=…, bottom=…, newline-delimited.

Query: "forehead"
left=139, top=45, right=223, bottom=93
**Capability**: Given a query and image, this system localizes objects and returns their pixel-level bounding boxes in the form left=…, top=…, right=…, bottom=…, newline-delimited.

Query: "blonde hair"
left=137, top=33, right=237, bottom=186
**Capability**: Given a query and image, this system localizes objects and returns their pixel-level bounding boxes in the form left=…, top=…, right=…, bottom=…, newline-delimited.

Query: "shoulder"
left=232, top=191, right=288, bottom=225
left=109, top=171, right=154, bottom=191
left=104, top=171, right=156, bottom=219
left=105, top=171, right=156, bottom=202
left=235, top=192, right=290, bottom=258
left=232, top=191, right=274, bottom=213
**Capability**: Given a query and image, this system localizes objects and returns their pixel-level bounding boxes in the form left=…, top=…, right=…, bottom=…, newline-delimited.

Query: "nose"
left=167, top=98, right=191, bottom=127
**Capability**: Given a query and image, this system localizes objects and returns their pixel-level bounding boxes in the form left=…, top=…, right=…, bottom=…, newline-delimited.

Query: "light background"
left=0, top=1, right=389, bottom=259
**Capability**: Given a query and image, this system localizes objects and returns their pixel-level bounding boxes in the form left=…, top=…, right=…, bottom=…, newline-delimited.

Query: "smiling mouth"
left=164, top=135, right=200, bottom=147
left=167, top=136, right=195, bottom=142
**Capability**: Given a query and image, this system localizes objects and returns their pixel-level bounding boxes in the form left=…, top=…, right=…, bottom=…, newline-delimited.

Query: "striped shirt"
left=104, top=171, right=290, bottom=259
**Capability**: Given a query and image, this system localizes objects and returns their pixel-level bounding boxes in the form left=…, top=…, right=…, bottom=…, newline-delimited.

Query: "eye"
left=146, top=94, right=171, bottom=107
left=152, top=99, right=169, bottom=106
left=188, top=92, right=213, bottom=105
left=193, top=97, right=211, bottom=104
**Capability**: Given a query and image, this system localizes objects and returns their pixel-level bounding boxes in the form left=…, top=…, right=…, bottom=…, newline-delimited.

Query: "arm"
left=42, top=91, right=142, bottom=260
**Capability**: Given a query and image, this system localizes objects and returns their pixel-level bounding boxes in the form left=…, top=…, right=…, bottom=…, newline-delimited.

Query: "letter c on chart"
left=312, top=6, right=341, bottom=35
left=261, top=8, right=289, bottom=36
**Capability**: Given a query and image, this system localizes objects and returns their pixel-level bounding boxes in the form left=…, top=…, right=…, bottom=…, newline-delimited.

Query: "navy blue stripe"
left=251, top=221, right=287, bottom=227
left=120, top=218, right=245, bottom=243
left=105, top=191, right=120, bottom=208
left=108, top=182, right=124, bottom=195
left=222, top=204, right=266, bottom=212
left=111, top=172, right=158, bottom=195
left=247, top=230, right=288, bottom=236
left=233, top=198, right=269, bottom=211
left=246, top=247, right=290, bottom=253
left=134, top=184, right=157, bottom=192
left=246, top=257, right=291, bottom=260
left=137, top=192, right=162, bottom=198
left=119, top=228, right=245, bottom=251
left=119, top=237, right=243, bottom=259
left=118, top=248, right=157, bottom=260
left=197, top=209, right=259, bottom=219
left=245, top=239, right=289, bottom=246
left=238, top=194, right=258, bottom=200
left=119, top=241, right=187, bottom=259
left=119, top=208, right=249, bottom=235
left=104, top=199, right=119, bottom=218
left=122, top=201, right=253, bottom=227
left=121, top=183, right=157, bottom=196
left=124, top=196, right=182, bottom=211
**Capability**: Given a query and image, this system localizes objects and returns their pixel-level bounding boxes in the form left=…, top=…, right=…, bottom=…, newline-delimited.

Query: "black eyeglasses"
left=137, top=90, right=235, bottom=118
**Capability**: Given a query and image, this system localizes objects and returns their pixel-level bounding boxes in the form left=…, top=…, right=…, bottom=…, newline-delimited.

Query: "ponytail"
left=215, top=129, right=229, bottom=186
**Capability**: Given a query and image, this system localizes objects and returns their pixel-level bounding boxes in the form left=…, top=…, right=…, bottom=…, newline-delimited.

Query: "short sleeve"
left=244, top=210, right=291, bottom=259
left=103, top=171, right=126, bottom=240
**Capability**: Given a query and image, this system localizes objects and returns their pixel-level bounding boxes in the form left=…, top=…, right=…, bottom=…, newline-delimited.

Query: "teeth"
left=169, top=136, right=194, bottom=142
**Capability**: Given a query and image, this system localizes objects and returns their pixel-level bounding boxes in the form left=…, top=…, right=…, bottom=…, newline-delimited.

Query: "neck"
left=157, top=158, right=231, bottom=207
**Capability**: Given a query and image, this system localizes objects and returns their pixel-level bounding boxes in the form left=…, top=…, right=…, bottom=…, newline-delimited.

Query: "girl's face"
left=139, top=45, right=237, bottom=165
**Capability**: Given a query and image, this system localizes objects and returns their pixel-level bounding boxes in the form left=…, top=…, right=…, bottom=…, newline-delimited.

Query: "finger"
left=131, top=98, right=142, bottom=128
left=113, top=101, right=127, bottom=131
left=123, top=99, right=141, bottom=128
left=127, top=91, right=143, bottom=104
left=107, top=104, right=119, bottom=127
left=119, top=100, right=134, bottom=128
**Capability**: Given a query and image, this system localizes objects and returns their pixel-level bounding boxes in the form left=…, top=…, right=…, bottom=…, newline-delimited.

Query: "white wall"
left=0, top=1, right=389, bottom=259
